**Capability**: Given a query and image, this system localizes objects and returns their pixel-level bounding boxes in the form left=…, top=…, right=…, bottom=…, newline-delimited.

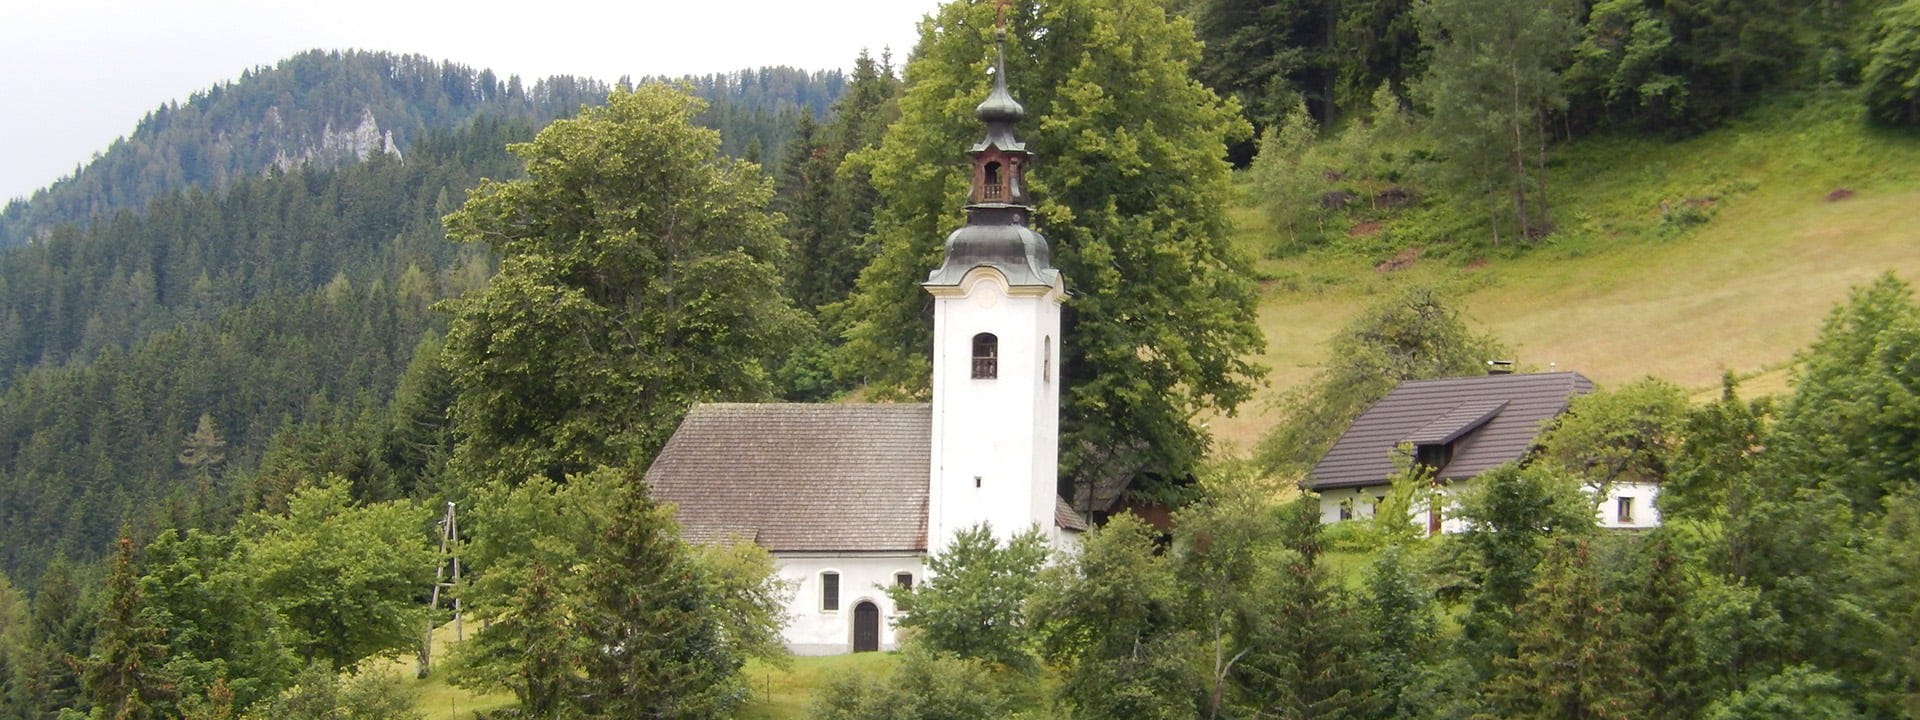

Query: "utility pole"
left=417, top=501, right=462, bottom=677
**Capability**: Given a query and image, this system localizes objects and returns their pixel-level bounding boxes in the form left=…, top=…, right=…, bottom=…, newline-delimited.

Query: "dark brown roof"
left=646, top=403, right=932, bottom=553
left=1307, top=372, right=1594, bottom=490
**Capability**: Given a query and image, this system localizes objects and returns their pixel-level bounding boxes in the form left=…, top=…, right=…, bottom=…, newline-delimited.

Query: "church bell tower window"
left=972, top=333, right=999, bottom=379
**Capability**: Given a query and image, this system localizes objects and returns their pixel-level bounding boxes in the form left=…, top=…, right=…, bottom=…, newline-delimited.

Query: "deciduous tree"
left=441, top=84, right=806, bottom=485
left=890, top=525, right=1048, bottom=673
left=835, top=0, right=1263, bottom=499
left=239, top=477, right=433, bottom=669
left=1258, top=285, right=1502, bottom=475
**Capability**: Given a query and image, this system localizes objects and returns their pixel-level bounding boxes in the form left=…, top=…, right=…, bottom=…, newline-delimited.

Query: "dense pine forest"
left=0, top=0, right=1918, bottom=718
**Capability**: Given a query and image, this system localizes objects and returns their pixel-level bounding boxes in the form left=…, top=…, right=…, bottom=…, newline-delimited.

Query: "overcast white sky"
left=0, top=0, right=944, bottom=203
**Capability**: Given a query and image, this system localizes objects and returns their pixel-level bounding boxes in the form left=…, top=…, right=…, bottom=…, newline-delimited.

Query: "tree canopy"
left=834, top=0, right=1265, bottom=498
left=441, top=84, right=807, bottom=485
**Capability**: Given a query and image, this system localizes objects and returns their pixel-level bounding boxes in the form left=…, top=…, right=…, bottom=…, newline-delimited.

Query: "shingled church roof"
left=1308, top=372, right=1594, bottom=491
left=647, top=403, right=933, bottom=553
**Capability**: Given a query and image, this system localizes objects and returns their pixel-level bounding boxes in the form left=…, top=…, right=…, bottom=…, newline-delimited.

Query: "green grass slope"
left=1214, top=97, right=1920, bottom=453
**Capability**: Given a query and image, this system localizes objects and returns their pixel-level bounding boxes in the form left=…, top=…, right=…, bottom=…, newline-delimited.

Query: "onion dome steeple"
left=926, top=21, right=1057, bottom=288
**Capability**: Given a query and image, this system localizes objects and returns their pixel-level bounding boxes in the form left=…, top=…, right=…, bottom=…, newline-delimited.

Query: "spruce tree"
left=1489, top=538, right=1648, bottom=720
left=77, top=537, right=175, bottom=720
left=569, top=469, right=742, bottom=718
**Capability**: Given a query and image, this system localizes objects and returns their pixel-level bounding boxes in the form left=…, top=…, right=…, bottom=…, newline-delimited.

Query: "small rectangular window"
left=895, top=572, right=914, bottom=589
left=822, top=572, right=840, bottom=611
left=1617, top=496, right=1634, bottom=523
left=1338, top=502, right=1353, bottom=521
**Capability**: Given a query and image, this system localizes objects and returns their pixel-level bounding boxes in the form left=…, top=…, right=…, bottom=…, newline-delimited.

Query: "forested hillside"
left=0, top=50, right=846, bottom=248
left=0, top=0, right=1918, bottom=717
left=0, top=50, right=853, bottom=585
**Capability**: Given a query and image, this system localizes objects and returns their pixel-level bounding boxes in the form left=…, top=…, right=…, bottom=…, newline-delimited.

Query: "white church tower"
left=924, top=26, right=1068, bottom=553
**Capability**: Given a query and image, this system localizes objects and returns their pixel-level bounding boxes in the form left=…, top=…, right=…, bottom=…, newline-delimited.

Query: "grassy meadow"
left=386, top=624, right=899, bottom=720
left=1209, top=98, right=1920, bottom=453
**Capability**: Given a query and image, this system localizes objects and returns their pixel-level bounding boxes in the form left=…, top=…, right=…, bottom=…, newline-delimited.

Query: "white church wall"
left=775, top=553, right=922, bottom=655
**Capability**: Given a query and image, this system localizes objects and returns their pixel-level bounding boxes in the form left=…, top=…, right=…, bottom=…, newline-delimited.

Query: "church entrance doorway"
left=852, top=601, right=880, bottom=652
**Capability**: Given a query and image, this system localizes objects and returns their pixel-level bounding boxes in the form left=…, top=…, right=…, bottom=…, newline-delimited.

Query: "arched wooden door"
left=852, top=601, right=880, bottom=653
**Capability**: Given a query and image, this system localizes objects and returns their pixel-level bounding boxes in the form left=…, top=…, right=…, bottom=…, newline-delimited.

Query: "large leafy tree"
left=239, top=477, right=434, bottom=669
left=1768, top=273, right=1920, bottom=514
left=1538, top=377, right=1690, bottom=493
left=442, top=84, right=806, bottom=485
left=836, top=0, right=1263, bottom=498
left=139, top=529, right=296, bottom=712
left=890, top=525, right=1049, bottom=673
left=1033, top=514, right=1202, bottom=719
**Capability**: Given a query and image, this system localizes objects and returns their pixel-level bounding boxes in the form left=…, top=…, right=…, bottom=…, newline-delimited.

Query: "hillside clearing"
left=1210, top=100, right=1920, bottom=454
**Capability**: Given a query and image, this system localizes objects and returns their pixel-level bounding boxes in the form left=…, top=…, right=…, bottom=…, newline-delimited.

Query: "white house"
left=645, top=36, right=1085, bottom=655
left=1306, top=371, right=1662, bottom=533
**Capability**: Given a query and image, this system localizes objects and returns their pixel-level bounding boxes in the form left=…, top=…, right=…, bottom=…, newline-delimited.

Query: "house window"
left=971, top=333, right=998, bottom=379
left=1617, top=496, right=1634, bottom=523
left=821, top=571, right=840, bottom=611
left=1338, top=501, right=1353, bottom=521
left=1414, top=443, right=1452, bottom=470
left=895, top=572, right=914, bottom=589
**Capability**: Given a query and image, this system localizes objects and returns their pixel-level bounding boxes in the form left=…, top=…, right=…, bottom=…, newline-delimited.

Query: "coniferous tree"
left=1232, top=498, right=1381, bottom=719
left=1625, top=532, right=1712, bottom=720
left=75, top=537, right=174, bottom=720
left=10, top=557, right=93, bottom=717
left=0, top=573, right=25, bottom=720
left=1489, top=538, right=1647, bottom=720
left=1415, top=0, right=1578, bottom=243
left=1865, top=0, right=1920, bottom=127
left=570, top=469, right=743, bottom=718
left=1192, top=0, right=1342, bottom=131
left=1452, top=464, right=1596, bottom=681
left=1362, top=544, right=1438, bottom=719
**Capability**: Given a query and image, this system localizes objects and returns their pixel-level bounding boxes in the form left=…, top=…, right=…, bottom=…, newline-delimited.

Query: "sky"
left=0, top=0, right=944, bottom=203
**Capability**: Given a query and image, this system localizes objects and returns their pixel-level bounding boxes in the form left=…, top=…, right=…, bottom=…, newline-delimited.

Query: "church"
left=645, top=33, right=1086, bottom=655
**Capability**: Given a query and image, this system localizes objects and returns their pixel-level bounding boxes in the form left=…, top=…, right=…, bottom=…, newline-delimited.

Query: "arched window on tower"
left=983, top=161, right=1004, bottom=200
left=972, top=333, right=998, bottom=379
